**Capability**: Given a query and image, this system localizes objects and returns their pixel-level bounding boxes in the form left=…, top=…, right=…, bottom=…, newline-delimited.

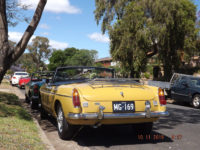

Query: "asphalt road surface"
left=18, top=88, right=200, bottom=150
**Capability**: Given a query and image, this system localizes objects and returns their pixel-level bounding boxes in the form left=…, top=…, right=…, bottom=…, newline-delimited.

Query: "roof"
left=95, top=57, right=112, bottom=63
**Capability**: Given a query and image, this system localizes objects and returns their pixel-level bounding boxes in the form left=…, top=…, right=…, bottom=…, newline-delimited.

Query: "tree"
left=94, top=0, right=131, bottom=33
left=15, top=53, right=37, bottom=73
left=28, top=36, right=51, bottom=70
left=48, top=48, right=98, bottom=71
left=48, top=47, right=78, bottom=71
left=95, top=0, right=198, bottom=80
left=0, top=0, right=47, bottom=83
left=70, top=49, right=97, bottom=66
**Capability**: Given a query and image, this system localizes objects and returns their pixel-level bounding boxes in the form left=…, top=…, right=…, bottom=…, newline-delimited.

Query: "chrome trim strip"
left=40, top=90, right=72, bottom=98
left=68, top=111, right=169, bottom=120
left=55, top=94, right=72, bottom=98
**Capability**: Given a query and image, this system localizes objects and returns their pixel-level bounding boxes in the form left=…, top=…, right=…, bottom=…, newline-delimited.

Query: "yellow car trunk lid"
left=79, top=84, right=155, bottom=101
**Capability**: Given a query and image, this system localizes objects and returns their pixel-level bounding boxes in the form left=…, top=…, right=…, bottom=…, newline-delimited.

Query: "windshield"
left=53, top=67, right=114, bottom=82
left=31, top=72, right=54, bottom=81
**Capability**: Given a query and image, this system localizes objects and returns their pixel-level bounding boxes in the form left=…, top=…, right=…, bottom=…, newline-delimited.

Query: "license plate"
left=112, top=101, right=135, bottom=113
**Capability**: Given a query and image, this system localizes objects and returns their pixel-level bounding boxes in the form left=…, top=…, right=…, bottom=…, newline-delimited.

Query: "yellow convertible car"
left=40, top=66, right=169, bottom=140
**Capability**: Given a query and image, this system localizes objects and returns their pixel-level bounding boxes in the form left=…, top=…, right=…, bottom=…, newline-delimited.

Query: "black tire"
left=38, top=97, right=42, bottom=109
left=132, top=122, right=153, bottom=135
left=30, top=98, right=38, bottom=109
left=40, top=104, right=47, bottom=120
left=56, top=104, right=78, bottom=140
left=25, top=95, right=30, bottom=103
left=191, top=94, right=200, bottom=108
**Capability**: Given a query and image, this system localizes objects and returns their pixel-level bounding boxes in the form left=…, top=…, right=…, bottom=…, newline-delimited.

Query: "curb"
left=33, top=118, right=55, bottom=150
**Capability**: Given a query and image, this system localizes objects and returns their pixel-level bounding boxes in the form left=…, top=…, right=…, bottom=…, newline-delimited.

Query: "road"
left=17, top=88, right=200, bottom=150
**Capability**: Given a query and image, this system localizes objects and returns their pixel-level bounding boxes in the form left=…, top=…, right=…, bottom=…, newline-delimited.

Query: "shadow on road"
left=154, top=105, right=200, bottom=130
left=73, top=125, right=172, bottom=147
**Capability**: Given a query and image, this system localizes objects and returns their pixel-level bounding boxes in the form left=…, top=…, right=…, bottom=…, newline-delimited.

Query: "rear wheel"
left=40, top=104, right=47, bottom=120
left=132, top=122, right=153, bottom=135
left=30, top=98, right=38, bottom=109
left=56, top=104, right=78, bottom=140
left=191, top=94, right=200, bottom=108
left=25, top=95, right=30, bottom=103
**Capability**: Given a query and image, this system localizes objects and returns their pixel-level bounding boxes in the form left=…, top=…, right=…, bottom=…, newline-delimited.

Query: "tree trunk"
left=0, top=0, right=47, bottom=83
left=163, top=61, right=173, bottom=81
left=130, top=68, right=135, bottom=78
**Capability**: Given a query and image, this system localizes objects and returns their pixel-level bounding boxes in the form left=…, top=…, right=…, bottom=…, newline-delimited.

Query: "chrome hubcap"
left=57, top=108, right=63, bottom=132
left=193, top=97, right=200, bottom=107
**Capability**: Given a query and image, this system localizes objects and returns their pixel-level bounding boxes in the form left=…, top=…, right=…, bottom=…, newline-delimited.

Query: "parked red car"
left=18, top=77, right=31, bottom=89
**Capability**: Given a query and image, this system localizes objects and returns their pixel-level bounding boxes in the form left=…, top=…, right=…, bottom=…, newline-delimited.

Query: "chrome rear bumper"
left=68, top=111, right=169, bottom=120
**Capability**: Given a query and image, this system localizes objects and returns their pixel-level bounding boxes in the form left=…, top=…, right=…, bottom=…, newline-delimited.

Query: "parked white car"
left=11, top=72, right=29, bottom=86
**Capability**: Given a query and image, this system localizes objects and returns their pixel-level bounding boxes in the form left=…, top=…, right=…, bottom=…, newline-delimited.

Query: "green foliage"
left=94, top=0, right=130, bottom=33
left=15, top=53, right=37, bottom=73
left=94, top=63, right=103, bottom=67
left=48, top=47, right=98, bottom=71
left=14, top=36, right=52, bottom=73
left=6, top=69, right=13, bottom=75
left=95, top=0, right=198, bottom=80
left=27, top=36, right=52, bottom=70
left=146, top=64, right=154, bottom=75
left=144, top=72, right=151, bottom=79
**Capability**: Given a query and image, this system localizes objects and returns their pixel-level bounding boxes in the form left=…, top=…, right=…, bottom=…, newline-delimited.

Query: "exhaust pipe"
left=93, top=122, right=102, bottom=128
left=93, top=105, right=105, bottom=128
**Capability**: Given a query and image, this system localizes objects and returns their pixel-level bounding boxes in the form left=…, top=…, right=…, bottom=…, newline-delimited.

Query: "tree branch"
left=146, top=43, right=158, bottom=58
left=12, top=0, right=47, bottom=62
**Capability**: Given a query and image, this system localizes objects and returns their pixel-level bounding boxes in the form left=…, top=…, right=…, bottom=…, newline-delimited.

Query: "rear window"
left=15, top=73, right=28, bottom=75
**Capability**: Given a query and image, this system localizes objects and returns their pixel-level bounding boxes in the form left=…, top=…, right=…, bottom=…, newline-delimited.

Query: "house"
left=95, top=57, right=117, bottom=67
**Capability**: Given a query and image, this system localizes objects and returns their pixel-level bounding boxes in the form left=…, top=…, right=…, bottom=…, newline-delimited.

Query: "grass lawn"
left=0, top=92, right=46, bottom=150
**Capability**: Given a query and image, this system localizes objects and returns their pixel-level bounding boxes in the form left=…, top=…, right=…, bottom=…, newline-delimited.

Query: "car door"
left=41, top=82, right=56, bottom=113
left=47, top=84, right=57, bottom=113
left=171, top=77, right=190, bottom=102
left=41, top=83, right=50, bottom=111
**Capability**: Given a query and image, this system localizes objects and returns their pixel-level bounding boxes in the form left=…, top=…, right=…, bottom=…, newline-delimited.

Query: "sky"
left=9, top=0, right=200, bottom=60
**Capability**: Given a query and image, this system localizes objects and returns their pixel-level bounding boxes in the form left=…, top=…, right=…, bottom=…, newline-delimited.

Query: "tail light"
left=33, top=85, right=39, bottom=94
left=72, top=89, right=80, bottom=108
left=158, top=88, right=166, bottom=105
